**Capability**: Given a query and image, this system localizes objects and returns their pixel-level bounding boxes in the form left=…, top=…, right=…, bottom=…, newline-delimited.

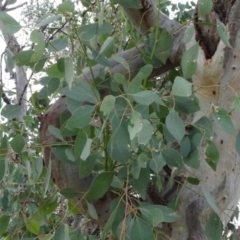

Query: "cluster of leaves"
left=0, top=0, right=240, bottom=239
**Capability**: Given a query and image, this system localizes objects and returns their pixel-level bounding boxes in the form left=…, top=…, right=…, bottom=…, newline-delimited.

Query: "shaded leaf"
left=217, top=20, right=231, bottom=48
left=0, top=215, right=10, bottom=236
left=48, top=38, right=68, bottom=52
left=86, top=201, right=98, bottom=220
left=137, top=119, right=153, bottom=145
left=10, top=134, right=25, bottom=153
left=86, top=172, right=114, bottom=200
left=65, top=57, right=74, bottom=89
left=205, top=140, right=219, bottom=171
left=236, top=131, right=240, bottom=156
left=1, top=104, right=21, bottom=119
left=58, top=1, right=74, bottom=13
left=0, top=11, right=21, bottom=33
left=171, top=76, right=192, bottom=97
left=54, top=224, right=69, bottom=240
left=162, top=148, right=184, bottom=167
left=0, top=160, right=6, bottom=182
left=205, top=212, right=222, bottom=240
left=198, top=0, right=213, bottom=16
left=60, top=188, right=79, bottom=199
left=132, top=90, right=163, bottom=106
left=100, top=95, right=115, bottom=116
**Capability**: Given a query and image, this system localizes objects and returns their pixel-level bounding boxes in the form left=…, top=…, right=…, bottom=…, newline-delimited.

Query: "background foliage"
left=0, top=0, right=239, bottom=239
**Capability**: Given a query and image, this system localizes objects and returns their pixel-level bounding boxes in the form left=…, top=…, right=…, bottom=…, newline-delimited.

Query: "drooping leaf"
left=162, top=148, right=184, bottom=167
left=30, top=30, right=45, bottom=62
left=62, top=80, right=100, bottom=104
left=236, top=131, right=240, bottom=156
left=58, top=1, right=75, bottom=13
left=100, top=95, right=115, bottom=116
left=65, top=105, right=95, bottom=129
left=180, top=136, right=191, bottom=158
left=48, top=38, right=68, bottom=52
left=10, top=134, right=25, bottom=153
left=44, top=159, right=51, bottom=195
left=128, top=111, right=143, bottom=140
left=198, top=0, right=213, bottom=16
left=166, top=110, right=185, bottom=143
left=149, top=152, right=166, bottom=173
left=212, top=107, right=235, bottom=135
left=37, top=15, right=61, bottom=27
left=0, top=215, right=10, bottom=236
left=86, top=201, right=98, bottom=220
left=205, top=140, right=219, bottom=171
left=80, top=138, right=92, bottom=161
left=132, top=90, right=163, bottom=106
left=100, top=37, right=114, bottom=57
left=181, top=43, right=199, bottom=79
left=86, top=172, right=114, bottom=200
left=217, top=20, right=231, bottom=48
left=194, top=116, right=213, bottom=138
left=0, top=160, right=6, bottom=182
left=54, top=224, right=69, bottom=240
left=1, top=104, right=21, bottom=119
left=48, top=78, right=60, bottom=95
left=205, top=212, right=222, bottom=240
left=171, top=76, right=192, bottom=97
left=184, top=149, right=200, bottom=169
left=0, top=11, right=21, bottom=33
left=129, top=217, right=154, bottom=240
left=137, top=119, right=153, bottom=145
left=183, top=26, right=194, bottom=44
left=79, top=155, right=95, bottom=179
left=25, top=217, right=40, bottom=235
left=65, top=57, right=74, bottom=89
left=0, top=135, right=8, bottom=159
left=46, top=63, right=65, bottom=78
left=60, top=188, right=79, bottom=199
left=201, top=185, right=219, bottom=215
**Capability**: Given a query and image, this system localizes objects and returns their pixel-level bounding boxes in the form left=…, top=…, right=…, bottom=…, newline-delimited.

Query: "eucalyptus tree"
left=0, top=0, right=240, bottom=239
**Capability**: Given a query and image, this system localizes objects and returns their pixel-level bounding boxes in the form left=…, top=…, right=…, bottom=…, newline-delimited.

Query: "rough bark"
left=39, top=0, right=240, bottom=239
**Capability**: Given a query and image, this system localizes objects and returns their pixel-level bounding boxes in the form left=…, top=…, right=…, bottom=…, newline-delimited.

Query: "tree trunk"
left=39, top=0, right=240, bottom=239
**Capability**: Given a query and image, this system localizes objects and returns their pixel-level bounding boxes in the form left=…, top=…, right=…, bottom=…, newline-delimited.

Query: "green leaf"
left=60, top=188, right=79, bottom=199
left=54, top=224, right=69, bottom=240
left=201, top=185, right=219, bottom=215
left=138, top=153, right=149, bottom=168
left=58, top=1, right=75, bottom=13
left=194, top=116, right=213, bottom=138
left=171, top=77, right=192, bottom=97
left=37, top=15, right=61, bottom=27
left=166, top=110, right=185, bottom=143
left=140, top=206, right=163, bottom=227
left=187, top=177, right=200, bottom=185
left=180, top=136, right=191, bottom=158
left=48, top=125, right=63, bottom=141
left=137, top=119, right=153, bottom=145
left=236, top=131, right=240, bottom=156
left=128, top=111, right=143, bottom=140
left=149, top=152, right=166, bottom=173
left=162, top=148, right=184, bottom=167
left=25, top=217, right=40, bottom=235
left=127, top=72, right=144, bottom=94
left=181, top=43, right=199, bottom=79
left=139, top=64, right=153, bottom=79
left=62, top=80, right=100, bottom=104
left=65, top=57, right=74, bottom=89
left=86, top=172, right=114, bottom=200
left=0, top=215, right=10, bottom=236
left=198, top=0, right=213, bottom=16
left=79, top=155, right=95, bottom=179
left=10, top=134, right=25, bottom=153
left=115, top=0, right=142, bottom=8
left=13, top=50, right=33, bottom=66
left=30, top=30, right=45, bottom=62
left=183, top=26, right=194, bottom=44
left=100, top=37, right=114, bottom=57
left=154, top=29, right=173, bottom=64
left=74, top=130, right=87, bottom=160
left=80, top=138, right=92, bottom=161
left=131, top=158, right=141, bottom=179
left=65, top=105, right=95, bottom=129
left=184, top=149, right=200, bottom=169
left=100, top=95, right=115, bottom=116
left=205, top=212, right=222, bottom=240
left=46, top=63, right=65, bottom=78
left=48, top=38, right=68, bottom=52
left=0, top=135, right=8, bottom=159
left=0, top=11, right=21, bottom=33
left=205, top=140, right=219, bottom=171
left=217, top=20, right=231, bottom=48
left=132, top=168, right=150, bottom=199
left=107, top=120, right=130, bottom=163
left=212, top=107, right=235, bottom=134
left=0, top=160, right=6, bottom=182
left=86, top=201, right=98, bottom=220
left=132, top=90, right=163, bottom=106
left=129, top=217, right=154, bottom=240
left=5, top=48, right=14, bottom=70
left=48, top=78, right=60, bottom=95
left=1, top=104, right=21, bottom=119
left=44, top=159, right=51, bottom=195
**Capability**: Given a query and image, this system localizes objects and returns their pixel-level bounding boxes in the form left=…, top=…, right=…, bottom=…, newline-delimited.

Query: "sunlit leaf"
left=86, top=201, right=98, bottom=220
left=198, top=0, right=213, bottom=16
left=0, top=11, right=21, bottom=33
left=65, top=57, right=74, bottom=89
left=171, top=76, right=192, bottom=97
left=58, top=1, right=75, bottom=13
left=217, top=20, right=231, bottom=48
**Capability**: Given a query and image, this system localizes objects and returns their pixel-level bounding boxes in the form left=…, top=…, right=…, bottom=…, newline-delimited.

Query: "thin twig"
left=5, top=2, right=27, bottom=12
